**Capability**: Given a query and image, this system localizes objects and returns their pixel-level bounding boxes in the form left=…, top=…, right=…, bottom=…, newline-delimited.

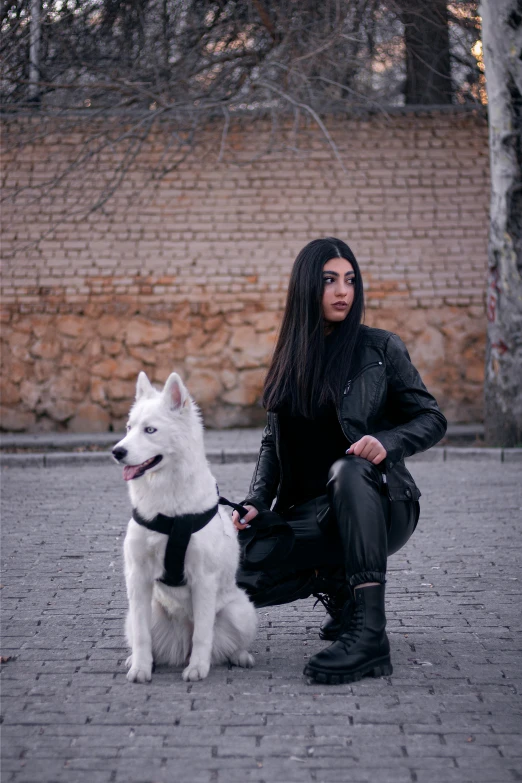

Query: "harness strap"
left=132, top=503, right=218, bottom=586
left=131, top=494, right=253, bottom=587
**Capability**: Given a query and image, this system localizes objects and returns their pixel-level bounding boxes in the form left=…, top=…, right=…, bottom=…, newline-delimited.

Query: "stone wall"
left=0, top=110, right=489, bottom=431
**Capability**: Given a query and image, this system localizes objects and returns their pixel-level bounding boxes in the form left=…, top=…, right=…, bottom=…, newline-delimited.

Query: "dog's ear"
left=162, top=372, right=188, bottom=411
left=136, top=371, right=155, bottom=400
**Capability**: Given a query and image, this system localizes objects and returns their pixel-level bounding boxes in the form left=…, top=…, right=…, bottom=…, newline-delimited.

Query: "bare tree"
left=398, top=0, right=452, bottom=104
left=481, top=0, right=522, bottom=447
left=0, top=1, right=484, bottom=244
left=28, top=0, right=40, bottom=100
left=1, top=2, right=483, bottom=115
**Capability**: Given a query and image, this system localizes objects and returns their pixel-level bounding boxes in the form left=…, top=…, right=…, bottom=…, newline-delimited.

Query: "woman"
left=232, top=237, right=447, bottom=684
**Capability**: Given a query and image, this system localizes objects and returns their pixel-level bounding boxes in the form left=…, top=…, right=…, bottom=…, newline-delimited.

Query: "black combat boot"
left=317, top=595, right=349, bottom=641
left=303, top=584, right=392, bottom=684
left=313, top=580, right=353, bottom=641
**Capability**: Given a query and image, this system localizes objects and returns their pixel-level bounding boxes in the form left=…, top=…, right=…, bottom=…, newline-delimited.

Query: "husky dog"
left=112, top=371, right=257, bottom=683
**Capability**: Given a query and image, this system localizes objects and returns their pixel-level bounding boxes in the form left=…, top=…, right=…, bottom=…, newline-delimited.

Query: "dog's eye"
left=144, top=426, right=157, bottom=434
left=126, top=424, right=131, bottom=432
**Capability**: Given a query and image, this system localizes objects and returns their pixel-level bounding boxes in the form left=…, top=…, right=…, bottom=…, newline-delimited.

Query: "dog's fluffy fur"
left=113, top=371, right=257, bottom=683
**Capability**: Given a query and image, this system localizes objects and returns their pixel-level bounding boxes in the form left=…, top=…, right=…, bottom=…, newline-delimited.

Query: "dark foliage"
left=1, top=1, right=483, bottom=115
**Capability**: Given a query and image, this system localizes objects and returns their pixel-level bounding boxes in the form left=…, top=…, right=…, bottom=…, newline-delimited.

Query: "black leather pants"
left=280, top=455, right=419, bottom=586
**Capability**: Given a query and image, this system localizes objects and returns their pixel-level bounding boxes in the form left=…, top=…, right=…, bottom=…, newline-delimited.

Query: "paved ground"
left=1, top=457, right=521, bottom=783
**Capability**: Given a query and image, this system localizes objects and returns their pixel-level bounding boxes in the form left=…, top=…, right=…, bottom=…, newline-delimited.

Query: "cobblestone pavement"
left=1, top=459, right=521, bottom=783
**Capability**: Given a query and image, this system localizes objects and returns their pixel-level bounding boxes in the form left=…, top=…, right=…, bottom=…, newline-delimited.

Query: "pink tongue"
left=123, top=464, right=143, bottom=481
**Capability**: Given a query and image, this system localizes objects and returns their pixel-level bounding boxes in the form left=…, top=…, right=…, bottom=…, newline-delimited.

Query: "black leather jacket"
left=244, top=326, right=447, bottom=511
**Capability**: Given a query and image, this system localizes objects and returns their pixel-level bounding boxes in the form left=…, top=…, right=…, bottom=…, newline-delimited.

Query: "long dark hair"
left=263, top=237, right=364, bottom=418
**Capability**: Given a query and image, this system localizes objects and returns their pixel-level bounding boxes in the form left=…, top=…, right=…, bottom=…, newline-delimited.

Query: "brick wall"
left=0, top=110, right=490, bottom=431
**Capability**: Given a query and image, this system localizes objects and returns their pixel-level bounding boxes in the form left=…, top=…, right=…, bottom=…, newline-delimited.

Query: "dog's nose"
left=112, top=446, right=127, bottom=461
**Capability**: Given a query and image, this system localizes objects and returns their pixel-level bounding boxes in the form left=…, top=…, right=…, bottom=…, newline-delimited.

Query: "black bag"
left=218, top=496, right=295, bottom=570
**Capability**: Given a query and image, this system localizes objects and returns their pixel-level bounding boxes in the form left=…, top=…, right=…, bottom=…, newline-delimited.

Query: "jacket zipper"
left=343, top=361, right=383, bottom=395
left=271, top=411, right=284, bottom=508
left=338, top=361, right=384, bottom=445
left=336, top=403, right=351, bottom=446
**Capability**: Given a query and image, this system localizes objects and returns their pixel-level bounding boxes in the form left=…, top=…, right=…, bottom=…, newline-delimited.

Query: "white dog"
left=112, top=371, right=257, bottom=683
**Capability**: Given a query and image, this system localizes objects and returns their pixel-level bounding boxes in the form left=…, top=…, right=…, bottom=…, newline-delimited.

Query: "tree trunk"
left=29, top=0, right=40, bottom=101
left=481, top=0, right=522, bottom=446
left=399, top=0, right=452, bottom=104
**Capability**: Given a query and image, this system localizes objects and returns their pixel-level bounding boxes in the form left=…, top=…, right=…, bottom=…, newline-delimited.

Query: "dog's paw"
left=126, top=665, right=152, bottom=683
left=182, top=661, right=210, bottom=682
left=229, top=650, right=255, bottom=668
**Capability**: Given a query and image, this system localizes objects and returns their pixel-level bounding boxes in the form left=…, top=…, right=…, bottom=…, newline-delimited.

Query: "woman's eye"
left=145, top=426, right=157, bottom=434
left=323, top=277, right=334, bottom=285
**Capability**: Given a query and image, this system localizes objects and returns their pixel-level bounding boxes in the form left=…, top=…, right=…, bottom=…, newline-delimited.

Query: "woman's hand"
left=346, top=436, right=387, bottom=465
left=232, top=504, right=259, bottom=531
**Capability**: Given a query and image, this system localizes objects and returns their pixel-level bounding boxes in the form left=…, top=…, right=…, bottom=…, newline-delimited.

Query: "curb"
left=0, top=449, right=243, bottom=468
left=0, top=433, right=125, bottom=451
left=0, top=423, right=485, bottom=453
left=0, top=447, right=520, bottom=468
left=0, top=449, right=260, bottom=468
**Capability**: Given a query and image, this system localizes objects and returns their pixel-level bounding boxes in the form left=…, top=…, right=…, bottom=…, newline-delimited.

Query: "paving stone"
left=1, top=460, right=521, bottom=783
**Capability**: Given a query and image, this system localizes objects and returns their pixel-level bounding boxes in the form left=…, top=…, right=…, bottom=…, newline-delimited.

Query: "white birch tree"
left=481, top=0, right=522, bottom=446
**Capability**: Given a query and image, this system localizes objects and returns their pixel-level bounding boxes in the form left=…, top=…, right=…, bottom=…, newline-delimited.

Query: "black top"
left=244, top=326, right=448, bottom=512
left=278, top=403, right=349, bottom=507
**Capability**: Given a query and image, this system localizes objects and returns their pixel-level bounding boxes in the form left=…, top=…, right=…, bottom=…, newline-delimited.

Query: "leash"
left=218, top=495, right=295, bottom=570
left=217, top=495, right=249, bottom=519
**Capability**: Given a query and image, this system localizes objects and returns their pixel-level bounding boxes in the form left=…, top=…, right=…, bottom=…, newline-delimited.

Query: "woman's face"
left=321, top=257, right=355, bottom=324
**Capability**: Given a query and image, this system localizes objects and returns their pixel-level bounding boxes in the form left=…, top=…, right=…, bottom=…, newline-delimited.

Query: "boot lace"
left=312, top=591, right=338, bottom=615
left=311, top=568, right=350, bottom=616
left=338, top=602, right=365, bottom=647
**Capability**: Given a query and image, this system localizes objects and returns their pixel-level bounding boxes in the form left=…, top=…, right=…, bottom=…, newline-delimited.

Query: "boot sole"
left=303, top=657, right=393, bottom=684
left=319, top=629, right=340, bottom=642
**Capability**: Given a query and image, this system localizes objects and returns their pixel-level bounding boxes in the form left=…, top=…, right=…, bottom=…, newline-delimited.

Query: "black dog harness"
left=132, top=491, right=293, bottom=585
left=131, top=494, right=249, bottom=587
left=132, top=504, right=219, bottom=586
